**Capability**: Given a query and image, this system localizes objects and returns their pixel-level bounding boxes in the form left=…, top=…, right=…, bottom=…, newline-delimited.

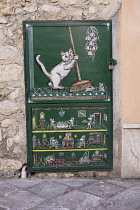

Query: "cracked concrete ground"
left=0, top=178, right=140, bottom=209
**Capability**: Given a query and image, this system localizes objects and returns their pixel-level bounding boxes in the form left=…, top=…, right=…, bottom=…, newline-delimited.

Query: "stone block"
left=1, top=7, right=13, bottom=16
left=40, top=4, right=61, bottom=13
left=0, top=129, right=2, bottom=141
left=1, top=119, right=13, bottom=127
left=121, top=128, right=140, bottom=178
left=13, top=146, right=24, bottom=154
left=7, top=28, right=13, bottom=37
left=0, top=159, right=22, bottom=170
left=7, top=123, right=26, bottom=146
left=91, top=0, right=109, bottom=5
left=0, top=100, right=19, bottom=116
left=71, top=9, right=82, bottom=19
left=101, top=0, right=122, bottom=19
left=0, top=46, right=18, bottom=60
left=11, top=24, right=19, bottom=32
left=7, top=88, right=21, bottom=100
left=59, top=0, right=69, bottom=5
left=0, top=17, right=7, bottom=23
left=23, top=4, right=37, bottom=13
left=1, top=64, right=23, bottom=82
left=68, top=0, right=78, bottom=5
left=88, top=6, right=97, bottom=14
left=7, top=124, right=19, bottom=139
left=7, top=134, right=20, bottom=148
left=51, top=0, right=58, bottom=2
left=0, top=28, right=5, bottom=44
left=15, top=8, right=22, bottom=14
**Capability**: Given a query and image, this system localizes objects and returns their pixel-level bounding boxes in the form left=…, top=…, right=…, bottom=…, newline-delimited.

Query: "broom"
left=68, top=26, right=92, bottom=93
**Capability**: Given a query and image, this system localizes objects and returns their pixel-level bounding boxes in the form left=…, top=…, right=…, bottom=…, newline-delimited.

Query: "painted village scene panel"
left=31, top=105, right=110, bottom=168
left=29, top=24, right=111, bottom=101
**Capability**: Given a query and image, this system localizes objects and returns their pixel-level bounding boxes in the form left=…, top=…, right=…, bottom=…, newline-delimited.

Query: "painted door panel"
left=24, top=20, right=113, bottom=172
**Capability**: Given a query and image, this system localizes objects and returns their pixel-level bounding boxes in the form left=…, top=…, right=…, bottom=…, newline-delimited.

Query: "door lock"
left=109, top=58, right=117, bottom=70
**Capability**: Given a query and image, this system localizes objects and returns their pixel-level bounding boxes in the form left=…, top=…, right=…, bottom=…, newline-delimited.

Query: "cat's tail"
left=36, top=55, right=51, bottom=80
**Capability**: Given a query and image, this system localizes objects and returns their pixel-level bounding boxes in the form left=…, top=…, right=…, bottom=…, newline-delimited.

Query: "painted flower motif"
left=85, top=26, right=99, bottom=61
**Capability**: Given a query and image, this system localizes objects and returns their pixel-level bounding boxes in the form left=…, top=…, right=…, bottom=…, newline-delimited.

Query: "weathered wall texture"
left=0, top=0, right=121, bottom=178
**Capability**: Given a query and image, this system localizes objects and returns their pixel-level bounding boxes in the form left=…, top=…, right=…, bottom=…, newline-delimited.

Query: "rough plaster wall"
left=120, top=0, right=140, bottom=178
left=0, top=0, right=121, bottom=178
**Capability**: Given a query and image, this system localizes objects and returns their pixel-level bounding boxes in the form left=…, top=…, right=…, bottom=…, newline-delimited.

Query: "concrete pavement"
left=0, top=178, right=140, bottom=209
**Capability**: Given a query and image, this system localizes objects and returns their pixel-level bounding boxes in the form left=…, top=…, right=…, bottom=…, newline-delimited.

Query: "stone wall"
left=0, top=0, right=121, bottom=178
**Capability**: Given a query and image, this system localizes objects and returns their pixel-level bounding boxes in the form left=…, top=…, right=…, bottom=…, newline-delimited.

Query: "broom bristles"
left=70, top=80, right=92, bottom=93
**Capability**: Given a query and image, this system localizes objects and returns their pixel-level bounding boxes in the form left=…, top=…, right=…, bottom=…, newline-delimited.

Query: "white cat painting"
left=36, top=48, right=78, bottom=90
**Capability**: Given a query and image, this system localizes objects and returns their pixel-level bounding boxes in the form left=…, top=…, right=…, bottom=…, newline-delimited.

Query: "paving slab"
left=99, top=185, right=140, bottom=210
left=6, top=178, right=47, bottom=189
left=0, top=183, right=20, bottom=197
left=0, top=184, right=45, bottom=210
left=54, top=178, right=96, bottom=188
left=95, top=202, right=132, bottom=210
left=105, top=179, right=135, bottom=188
left=123, top=178, right=140, bottom=185
left=31, top=189, right=101, bottom=210
left=26, top=179, right=75, bottom=201
left=0, top=179, right=8, bottom=186
left=80, top=180, right=124, bottom=198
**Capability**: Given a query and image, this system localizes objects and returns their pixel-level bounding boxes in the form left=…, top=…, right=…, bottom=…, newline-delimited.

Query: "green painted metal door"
left=24, top=20, right=115, bottom=172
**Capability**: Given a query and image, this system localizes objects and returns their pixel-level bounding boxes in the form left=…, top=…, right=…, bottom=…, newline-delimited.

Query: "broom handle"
left=68, top=26, right=81, bottom=81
